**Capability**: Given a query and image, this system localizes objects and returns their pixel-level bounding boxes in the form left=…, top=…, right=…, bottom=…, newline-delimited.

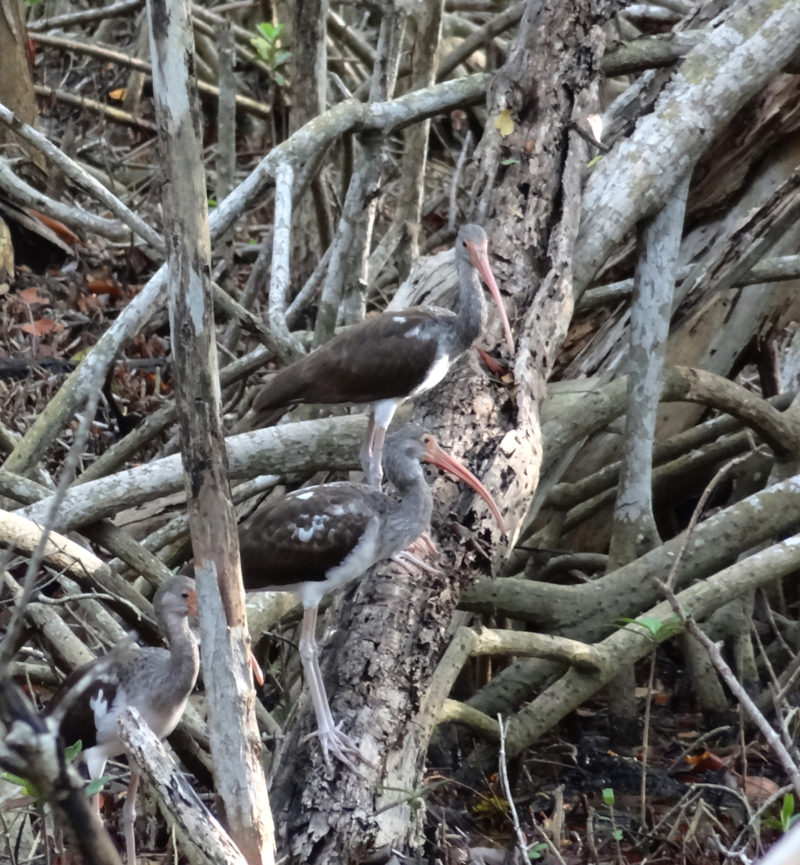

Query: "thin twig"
left=30, top=591, right=144, bottom=621
left=497, top=714, right=530, bottom=864
left=0, top=383, right=105, bottom=668
left=31, top=592, right=123, bottom=606
left=662, top=451, right=753, bottom=592
left=655, top=457, right=800, bottom=798
left=640, top=649, right=656, bottom=829
left=682, top=618, right=800, bottom=798
left=449, top=130, right=472, bottom=231
left=582, top=795, right=599, bottom=865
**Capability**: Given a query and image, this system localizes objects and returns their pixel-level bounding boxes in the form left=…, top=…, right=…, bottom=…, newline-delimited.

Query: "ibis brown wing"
left=238, top=483, right=381, bottom=589
left=43, top=657, right=118, bottom=751
left=252, top=309, right=444, bottom=412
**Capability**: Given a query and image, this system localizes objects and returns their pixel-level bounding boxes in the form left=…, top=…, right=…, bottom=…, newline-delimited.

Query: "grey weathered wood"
left=574, top=0, right=800, bottom=293
left=118, top=707, right=249, bottom=865
left=608, top=175, right=689, bottom=565
left=145, top=0, right=274, bottom=862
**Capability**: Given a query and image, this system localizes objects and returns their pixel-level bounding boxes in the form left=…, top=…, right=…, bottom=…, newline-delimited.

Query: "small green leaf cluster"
left=602, top=787, right=623, bottom=841
left=1, top=739, right=108, bottom=801
left=617, top=614, right=684, bottom=644
left=764, top=793, right=800, bottom=833
left=250, top=22, right=291, bottom=87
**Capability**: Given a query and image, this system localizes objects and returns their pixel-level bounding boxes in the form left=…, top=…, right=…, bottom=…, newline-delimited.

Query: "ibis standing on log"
left=44, top=575, right=200, bottom=863
left=238, top=424, right=505, bottom=770
left=250, top=224, right=514, bottom=486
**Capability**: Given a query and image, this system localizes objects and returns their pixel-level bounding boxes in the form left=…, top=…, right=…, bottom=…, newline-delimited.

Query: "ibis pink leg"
left=361, top=401, right=399, bottom=488
left=359, top=416, right=376, bottom=484
left=122, top=770, right=140, bottom=863
left=391, top=550, right=442, bottom=576
left=366, top=424, right=388, bottom=488
left=84, top=749, right=107, bottom=816
left=298, top=606, right=368, bottom=772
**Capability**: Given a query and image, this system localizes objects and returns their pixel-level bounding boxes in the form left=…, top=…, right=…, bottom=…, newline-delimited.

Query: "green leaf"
left=528, top=842, right=547, bottom=860
left=64, top=740, right=83, bottom=762
left=612, top=829, right=623, bottom=841
left=250, top=37, right=269, bottom=62
left=274, top=50, right=292, bottom=66
left=1, top=771, right=40, bottom=799
left=501, top=157, right=520, bottom=165
left=602, top=787, right=615, bottom=807
left=256, top=21, right=283, bottom=42
left=617, top=614, right=684, bottom=643
left=637, top=617, right=662, bottom=637
left=86, top=776, right=110, bottom=797
left=781, top=793, right=796, bottom=831
left=273, top=72, right=287, bottom=87
left=1, top=771, right=30, bottom=788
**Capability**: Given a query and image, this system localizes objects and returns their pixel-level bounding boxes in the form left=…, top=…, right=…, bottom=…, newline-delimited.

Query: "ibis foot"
left=408, top=531, right=438, bottom=559
left=303, top=722, right=372, bottom=775
left=391, top=550, right=443, bottom=576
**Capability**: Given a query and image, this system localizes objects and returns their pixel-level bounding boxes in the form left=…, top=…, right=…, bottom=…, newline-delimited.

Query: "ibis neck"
left=163, top=613, right=200, bottom=693
left=384, top=473, right=434, bottom=556
left=453, top=260, right=485, bottom=355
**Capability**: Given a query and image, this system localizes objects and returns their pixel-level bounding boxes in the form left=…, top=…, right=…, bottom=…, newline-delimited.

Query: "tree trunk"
left=146, top=1, right=274, bottom=862
left=0, top=0, right=43, bottom=168
left=268, top=1, right=615, bottom=860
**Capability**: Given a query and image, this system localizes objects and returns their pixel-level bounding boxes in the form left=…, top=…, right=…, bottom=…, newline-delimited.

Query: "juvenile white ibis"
left=44, top=575, right=199, bottom=863
left=239, top=424, right=505, bottom=770
left=250, top=224, right=514, bottom=486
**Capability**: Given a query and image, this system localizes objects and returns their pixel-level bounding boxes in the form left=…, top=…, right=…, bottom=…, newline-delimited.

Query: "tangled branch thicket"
left=1, top=1, right=800, bottom=863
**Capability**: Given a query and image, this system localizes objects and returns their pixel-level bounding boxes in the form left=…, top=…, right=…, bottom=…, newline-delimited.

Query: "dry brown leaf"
left=19, top=318, right=65, bottom=336
left=743, top=775, right=780, bottom=806
left=26, top=209, right=81, bottom=247
left=17, top=286, right=50, bottom=306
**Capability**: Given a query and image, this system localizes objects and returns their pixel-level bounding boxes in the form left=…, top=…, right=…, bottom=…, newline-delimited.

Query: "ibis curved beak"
left=423, top=436, right=506, bottom=533
left=465, top=237, right=515, bottom=356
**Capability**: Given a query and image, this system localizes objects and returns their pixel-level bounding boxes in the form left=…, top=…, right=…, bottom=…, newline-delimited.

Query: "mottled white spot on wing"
left=393, top=315, right=406, bottom=324
left=294, top=491, right=315, bottom=501
left=295, top=514, right=329, bottom=542
left=298, top=518, right=381, bottom=607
